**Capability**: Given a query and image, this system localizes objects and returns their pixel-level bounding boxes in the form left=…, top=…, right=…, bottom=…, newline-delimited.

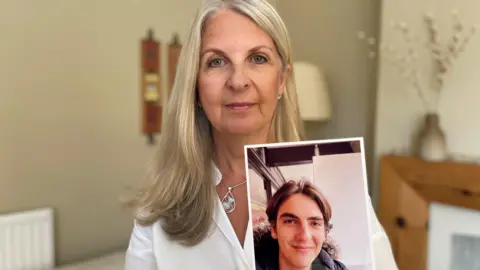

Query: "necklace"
left=221, top=180, right=247, bottom=214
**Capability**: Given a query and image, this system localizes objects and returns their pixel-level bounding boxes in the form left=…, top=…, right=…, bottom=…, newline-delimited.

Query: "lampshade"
left=293, top=62, right=332, bottom=121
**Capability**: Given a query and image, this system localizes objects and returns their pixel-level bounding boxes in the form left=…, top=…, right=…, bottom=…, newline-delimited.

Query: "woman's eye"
left=252, top=55, right=267, bottom=64
left=312, top=222, right=323, bottom=227
left=208, top=58, right=225, bottom=67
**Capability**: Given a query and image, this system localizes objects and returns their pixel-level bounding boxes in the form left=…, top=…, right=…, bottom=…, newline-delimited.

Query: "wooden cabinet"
left=377, top=155, right=480, bottom=270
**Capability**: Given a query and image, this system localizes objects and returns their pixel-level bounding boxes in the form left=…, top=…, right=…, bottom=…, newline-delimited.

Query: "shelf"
left=377, top=155, right=480, bottom=270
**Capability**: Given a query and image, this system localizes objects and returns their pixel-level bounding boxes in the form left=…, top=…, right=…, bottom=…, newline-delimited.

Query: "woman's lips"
left=225, top=102, right=255, bottom=110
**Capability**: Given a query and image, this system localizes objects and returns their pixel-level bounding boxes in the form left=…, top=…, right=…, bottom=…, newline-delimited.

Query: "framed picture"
left=427, top=202, right=480, bottom=270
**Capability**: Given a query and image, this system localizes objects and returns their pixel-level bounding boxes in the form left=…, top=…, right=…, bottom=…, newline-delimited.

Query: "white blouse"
left=124, top=164, right=398, bottom=270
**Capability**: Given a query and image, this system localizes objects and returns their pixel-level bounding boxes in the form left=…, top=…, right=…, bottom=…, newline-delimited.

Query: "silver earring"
left=277, top=94, right=282, bottom=100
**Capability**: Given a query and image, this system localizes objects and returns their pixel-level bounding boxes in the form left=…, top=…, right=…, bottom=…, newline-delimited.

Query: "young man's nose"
left=295, top=222, right=312, bottom=240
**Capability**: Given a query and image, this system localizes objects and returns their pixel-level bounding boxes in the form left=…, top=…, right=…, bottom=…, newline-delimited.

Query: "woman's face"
left=271, top=194, right=326, bottom=269
left=197, top=9, right=288, bottom=136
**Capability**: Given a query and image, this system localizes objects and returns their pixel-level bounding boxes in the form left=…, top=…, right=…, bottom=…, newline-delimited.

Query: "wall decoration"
left=140, top=28, right=162, bottom=145
left=167, top=33, right=182, bottom=100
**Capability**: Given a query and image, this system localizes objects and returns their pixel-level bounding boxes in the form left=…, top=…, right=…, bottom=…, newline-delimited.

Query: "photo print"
left=245, top=138, right=376, bottom=270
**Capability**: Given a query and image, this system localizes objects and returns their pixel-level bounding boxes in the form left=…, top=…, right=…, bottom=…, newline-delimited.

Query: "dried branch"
left=357, top=9, right=477, bottom=113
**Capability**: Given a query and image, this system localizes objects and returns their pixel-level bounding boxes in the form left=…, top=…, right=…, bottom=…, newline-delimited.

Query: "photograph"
left=245, top=138, right=376, bottom=270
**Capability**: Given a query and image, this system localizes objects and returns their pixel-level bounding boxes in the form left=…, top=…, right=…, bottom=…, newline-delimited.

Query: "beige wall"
left=373, top=0, right=480, bottom=203
left=0, top=0, right=203, bottom=265
left=0, top=0, right=373, bottom=265
left=276, top=0, right=381, bottom=192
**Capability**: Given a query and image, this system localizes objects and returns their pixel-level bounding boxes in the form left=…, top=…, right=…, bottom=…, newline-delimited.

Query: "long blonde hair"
left=127, top=0, right=305, bottom=246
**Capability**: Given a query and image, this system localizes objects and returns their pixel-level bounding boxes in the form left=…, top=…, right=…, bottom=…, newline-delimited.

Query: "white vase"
left=418, top=113, right=448, bottom=162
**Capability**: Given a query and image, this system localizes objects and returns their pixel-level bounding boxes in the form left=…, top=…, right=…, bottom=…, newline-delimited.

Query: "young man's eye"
left=252, top=55, right=267, bottom=64
left=284, top=219, right=295, bottom=224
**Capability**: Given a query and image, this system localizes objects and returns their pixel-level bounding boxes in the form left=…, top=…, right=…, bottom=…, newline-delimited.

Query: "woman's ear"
left=279, top=64, right=291, bottom=96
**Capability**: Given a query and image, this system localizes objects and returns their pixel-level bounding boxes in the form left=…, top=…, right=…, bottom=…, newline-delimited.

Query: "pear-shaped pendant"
left=222, top=188, right=236, bottom=214
left=220, top=180, right=247, bottom=214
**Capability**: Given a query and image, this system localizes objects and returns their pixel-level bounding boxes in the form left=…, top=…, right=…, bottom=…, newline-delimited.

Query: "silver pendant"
left=221, top=187, right=236, bottom=214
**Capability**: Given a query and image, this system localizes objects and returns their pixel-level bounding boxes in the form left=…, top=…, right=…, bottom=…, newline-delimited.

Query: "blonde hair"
left=127, top=0, right=305, bottom=246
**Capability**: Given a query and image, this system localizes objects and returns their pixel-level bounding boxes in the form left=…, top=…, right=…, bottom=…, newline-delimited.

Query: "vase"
left=418, top=113, right=448, bottom=162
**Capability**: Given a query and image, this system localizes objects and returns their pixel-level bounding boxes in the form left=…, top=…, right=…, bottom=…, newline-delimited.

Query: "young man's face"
left=271, top=194, right=326, bottom=270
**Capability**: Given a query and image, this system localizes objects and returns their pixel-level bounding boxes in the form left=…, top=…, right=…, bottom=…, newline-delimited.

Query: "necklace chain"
left=221, top=179, right=246, bottom=214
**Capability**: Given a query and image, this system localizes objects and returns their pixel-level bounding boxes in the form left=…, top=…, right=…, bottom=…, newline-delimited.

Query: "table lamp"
left=293, top=62, right=332, bottom=121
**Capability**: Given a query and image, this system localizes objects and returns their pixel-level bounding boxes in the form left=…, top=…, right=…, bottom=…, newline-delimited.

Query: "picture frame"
left=428, top=202, right=480, bottom=270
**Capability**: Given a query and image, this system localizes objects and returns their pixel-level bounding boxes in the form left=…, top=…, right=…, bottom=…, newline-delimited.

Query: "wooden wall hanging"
left=377, top=155, right=480, bottom=270
left=167, top=33, right=182, bottom=100
left=140, top=28, right=162, bottom=145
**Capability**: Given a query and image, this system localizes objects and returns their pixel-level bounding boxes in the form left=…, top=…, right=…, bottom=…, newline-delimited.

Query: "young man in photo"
left=254, top=180, right=348, bottom=270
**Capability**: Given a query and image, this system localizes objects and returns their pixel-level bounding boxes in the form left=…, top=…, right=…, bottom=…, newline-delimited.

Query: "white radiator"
left=0, top=207, right=55, bottom=270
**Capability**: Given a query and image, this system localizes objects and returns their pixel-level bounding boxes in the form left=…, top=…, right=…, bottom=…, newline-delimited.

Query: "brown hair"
left=266, top=179, right=338, bottom=258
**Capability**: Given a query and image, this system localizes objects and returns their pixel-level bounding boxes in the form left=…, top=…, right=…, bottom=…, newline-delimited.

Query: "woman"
left=254, top=180, right=348, bottom=270
left=124, top=0, right=398, bottom=269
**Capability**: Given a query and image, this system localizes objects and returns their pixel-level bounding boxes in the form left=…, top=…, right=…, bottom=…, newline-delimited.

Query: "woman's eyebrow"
left=200, top=45, right=274, bottom=58
left=200, top=48, right=226, bottom=58
left=248, top=45, right=274, bottom=53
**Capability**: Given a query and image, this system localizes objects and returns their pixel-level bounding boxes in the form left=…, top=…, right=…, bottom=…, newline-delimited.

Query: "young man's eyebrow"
left=279, top=212, right=324, bottom=222
left=279, top=212, right=298, bottom=219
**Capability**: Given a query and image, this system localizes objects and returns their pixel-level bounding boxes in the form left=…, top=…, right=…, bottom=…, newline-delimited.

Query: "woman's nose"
left=227, top=65, right=250, bottom=91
